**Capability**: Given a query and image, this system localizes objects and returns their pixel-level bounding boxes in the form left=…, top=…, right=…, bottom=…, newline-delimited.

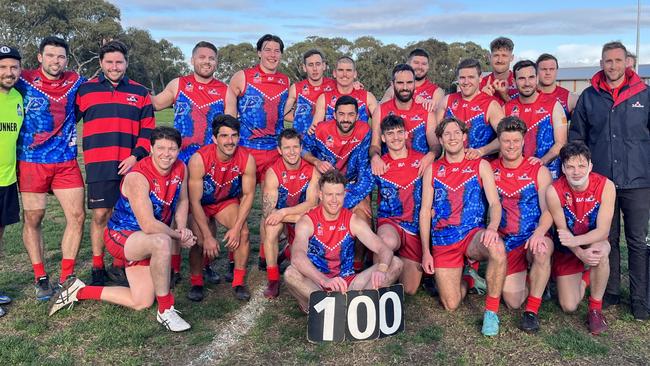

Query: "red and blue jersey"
left=305, top=120, right=372, bottom=209
left=492, top=158, right=543, bottom=252
left=413, top=79, right=439, bottom=104
left=430, top=157, right=487, bottom=246
left=379, top=99, right=430, bottom=154
left=374, top=150, right=424, bottom=234
left=479, top=71, right=519, bottom=105
left=306, top=206, right=356, bottom=278
left=505, top=94, right=561, bottom=179
left=237, top=66, right=289, bottom=151
left=173, top=75, right=227, bottom=164
left=445, top=92, right=498, bottom=151
left=108, top=156, right=185, bottom=232
left=197, top=144, right=249, bottom=206
left=16, top=69, right=85, bottom=163
left=322, top=88, right=370, bottom=123
left=270, top=157, right=314, bottom=209
left=293, top=77, right=336, bottom=136
left=541, top=85, right=571, bottom=119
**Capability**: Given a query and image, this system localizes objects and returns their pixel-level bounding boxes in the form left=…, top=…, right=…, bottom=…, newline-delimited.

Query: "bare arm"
left=123, top=172, right=180, bottom=239
left=539, top=101, right=567, bottom=165
left=151, top=77, right=179, bottom=111
left=480, top=160, right=502, bottom=231
left=290, top=215, right=330, bottom=286
left=235, top=155, right=257, bottom=230
left=225, top=70, right=244, bottom=117
left=350, top=213, right=393, bottom=267
left=380, top=85, right=394, bottom=103
left=532, top=166, right=554, bottom=235
left=366, top=91, right=378, bottom=119
left=277, top=170, right=321, bottom=223
left=572, top=180, right=616, bottom=246
left=434, top=95, right=449, bottom=129
left=419, top=165, right=434, bottom=274
left=174, top=165, right=190, bottom=230
left=476, top=100, right=504, bottom=157
left=567, top=92, right=578, bottom=114
left=425, top=109, right=441, bottom=158
left=309, top=94, right=327, bottom=132
left=431, top=88, right=445, bottom=113
left=284, top=83, right=296, bottom=122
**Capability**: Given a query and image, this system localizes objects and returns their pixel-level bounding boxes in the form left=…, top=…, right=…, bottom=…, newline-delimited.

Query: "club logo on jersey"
left=437, top=165, right=446, bottom=177
left=517, top=173, right=531, bottom=181
left=299, top=173, right=308, bottom=180
left=253, top=73, right=262, bottom=84
left=62, top=80, right=71, bottom=87
left=451, top=100, right=459, bottom=110
left=326, top=135, right=334, bottom=147
left=338, top=224, right=347, bottom=231
left=153, top=179, right=161, bottom=194
left=317, top=223, right=323, bottom=236
left=632, top=101, right=645, bottom=108
left=302, top=84, right=310, bottom=95
left=175, top=101, right=190, bottom=116
left=381, top=187, right=396, bottom=199
left=33, top=76, right=42, bottom=86
left=462, top=167, right=474, bottom=174
left=185, top=82, right=193, bottom=92
left=471, top=106, right=482, bottom=112
left=535, top=107, right=548, bottom=114
left=330, top=96, right=338, bottom=105
left=208, top=88, right=219, bottom=95
left=126, top=95, right=138, bottom=104
left=411, top=159, right=421, bottom=168
left=564, top=192, right=572, bottom=206
left=511, top=105, right=519, bottom=117
left=26, top=97, right=46, bottom=112
left=494, top=168, right=501, bottom=181
left=351, top=137, right=360, bottom=144
left=231, top=165, right=241, bottom=173
left=324, top=85, right=333, bottom=92
left=282, top=171, right=288, bottom=183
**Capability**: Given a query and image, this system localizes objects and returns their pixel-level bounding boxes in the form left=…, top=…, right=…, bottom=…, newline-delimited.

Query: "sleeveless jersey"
left=293, top=77, right=336, bottom=136
left=491, top=158, right=542, bottom=252
left=375, top=150, right=424, bottom=234
left=540, top=85, right=571, bottom=119
left=237, top=66, right=289, bottom=150
left=379, top=98, right=430, bottom=154
left=306, top=206, right=356, bottom=278
left=479, top=71, right=519, bottom=104
left=504, top=93, right=561, bottom=179
left=173, top=74, right=227, bottom=163
left=430, top=157, right=486, bottom=246
left=270, top=158, right=314, bottom=209
left=445, top=92, right=498, bottom=150
left=413, top=79, right=439, bottom=104
left=16, top=69, right=85, bottom=163
left=322, top=87, right=370, bottom=123
left=108, top=156, right=185, bottom=232
left=0, top=88, right=24, bottom=186
left=197, top=144, right=250, bottom=206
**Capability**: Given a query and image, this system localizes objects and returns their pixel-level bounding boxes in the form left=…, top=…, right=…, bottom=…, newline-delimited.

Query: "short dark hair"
left=99, top=40, right=128, bottom=61
left=303, top=49, right=324, bottom=64
left=496, top=116, right=527, bottom=138
left=456, top=58, right=482, bottom=77
left=407, top=48, right=429, bottom=61
left=150, top=126, right=181, bottom=148
left=392, top=63, right=415, bottom=81
left=192, top=41, right=218, bottom=56
left=435, top=117, right=468, bottom=138
left=334, top=95, right=358, bottom=114
left=536, top=53, right=558, bottom=69
left=380, top=114, right=405, bottom=134
left=277, top=128, right=301, bottom=147
left=602, top=41, right=627, bottom=57
left=256, top=34, right=284, bottom=53
left=513, top=59, right=536, bottom=78
left=318, top=169, right=347, bottom=189
left=490, top=37, right=514, bottom=53
left=560, top=141, right=591, bottom=165
left=336, top=56, right=355, bottom=69
left=212, top=114, right=240, bottom=137
left=39, top=36, right=69, bottom=55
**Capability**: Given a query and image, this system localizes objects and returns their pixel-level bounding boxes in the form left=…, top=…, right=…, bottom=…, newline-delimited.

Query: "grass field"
left=1, top=109, right=649, bottom=365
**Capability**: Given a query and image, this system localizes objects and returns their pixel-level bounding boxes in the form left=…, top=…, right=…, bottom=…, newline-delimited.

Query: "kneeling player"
left=374, top=115, right=424, bottom=295
left=284, top=170, right=403, bottom=312
left=546, top=142, right=615, bottom=335
left=49, top=127, right=196, bottom=332
left=262, top=128, right=320, bottom=298
left=492, top=117, right=554, bottom=332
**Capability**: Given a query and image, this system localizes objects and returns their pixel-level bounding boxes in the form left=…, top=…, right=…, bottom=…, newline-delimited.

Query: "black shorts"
left=0, top=182, right=20, bottom=226
left=87, top=180, right=121, bottom=209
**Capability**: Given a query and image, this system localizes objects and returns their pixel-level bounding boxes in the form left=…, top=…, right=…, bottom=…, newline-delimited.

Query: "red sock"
left=171, top=254, right=181, bottom=273
left=582, top=270, right=591, bottom=288
left=60, top=259, right=75, bottom=283
left=267, top=266, right=280, bottom=281
left=353, top=261, right=363, bottom=271
left=228, top=251, right=234, bottom=262
left=283, top=245, right=292, bottom=260
left=113, top=258, right=125, bottom=268
left=156, top=292, right=175, bottom=313
left=77, top=286, right=104, bottom=300
left=259, top=245, right=266, bottom=260
left=232, top=268, right=246, bottom=287
left=92, top=254, right=104, bottom=269
left=588, top=296, right=602, bottom=311
left=525, top=296, right=542, bottom=314
left=485, top=295, right=500, bottom=313
left=190, top=274, right=204, bottom=287
left=33, top=262, right=46, bottom=281
left=462, top=274, right=475, bottom=289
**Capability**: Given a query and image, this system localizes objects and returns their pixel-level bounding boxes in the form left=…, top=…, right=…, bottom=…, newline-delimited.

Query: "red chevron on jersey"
left=313, top=120, right=370, bottom=175
left=379, top=98, right=429, bottom=152
left=240, top=66, right=289, bottom=141
left=306, top=206, right=356, bottom=278
left=540, top=85, right=570, bottom=117
left=177, top=74, right=227, bottom=109
left=480, top=71, right=519, bottom=104
left=296, top=77, right=336, bottom=105
left=445, top=92, right=498, bottom=149
left=413, top=79, right=439, bottom=104
left=322, top=87, right=370, bottom=122
left=197, top=144, right=250, bottom=206
left=270, top=157, right=314, bottom=208
left=504, top=94, right=557, bottom=157
left=432, top=157, right=484, bottom=227
left=553, top=173, right=607, bottom=236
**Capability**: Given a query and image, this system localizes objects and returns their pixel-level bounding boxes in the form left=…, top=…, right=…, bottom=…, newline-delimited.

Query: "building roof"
left=557, top=64, right=650, bottom=81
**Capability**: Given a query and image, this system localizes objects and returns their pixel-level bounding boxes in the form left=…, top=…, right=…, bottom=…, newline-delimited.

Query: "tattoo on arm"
left=262, top=193, right=275, bottom=218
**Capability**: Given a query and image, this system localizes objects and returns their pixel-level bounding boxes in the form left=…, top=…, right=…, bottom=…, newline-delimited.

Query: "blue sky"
left=109, top=0, right=649, bottom=67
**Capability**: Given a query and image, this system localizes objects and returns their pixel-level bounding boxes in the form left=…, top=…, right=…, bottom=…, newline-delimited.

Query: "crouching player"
left=49, top=127, right=196, bottom=332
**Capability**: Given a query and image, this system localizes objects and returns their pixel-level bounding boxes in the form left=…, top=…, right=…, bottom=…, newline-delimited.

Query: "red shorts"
left=244, top=147, right=279, bottom=183
left=203, top=198, right=239, bottom=218
left=18, top=160, right=84, bottom=192
left=506, top=245, right=528, bottom=276
left=552, top=249, right=586, bottom=277
left=378, top=218, right=422, bottom=263
left=322, top=274, right=356, bottom=290
left=432, top=227, right=482, bottom=268
left=104, top=228, right=151, bottom=267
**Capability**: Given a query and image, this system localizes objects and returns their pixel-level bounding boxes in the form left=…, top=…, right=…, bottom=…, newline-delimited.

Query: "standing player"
left=187, top=115, right=256, bottom=301
left=49, top=127, right=197, bottom=332
left=380, top=48, right=444, bottom=108
left=419, top=117, right=506, bottom=336
left=284, top=170, right=403, bottom=312
left=491, top=116, right=554, bottom=332
left=261, top=128, right=320, bottom=298
left=480, top=37, right=518, bottom=104
left=152, top=41, right=227, bottom=286
left=76, top=40, right=155, bottom=287
left=536, top=53, right=577, bottom=118
left=546, top=142, right=615, bottom=335
left=504, top=60, right=567, bottom=180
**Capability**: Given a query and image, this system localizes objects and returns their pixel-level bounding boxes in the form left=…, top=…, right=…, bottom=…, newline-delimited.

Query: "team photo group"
left=0, top=32, right=648, bottom=338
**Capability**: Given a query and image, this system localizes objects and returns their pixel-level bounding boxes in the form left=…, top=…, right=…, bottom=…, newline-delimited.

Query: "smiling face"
left=38, top=45, right=67, bottom=79
left=498, top=131, right=524, bottom=162
left=515, top=65, right=538, bottom=98
left=319, top=181, right=345, bottom=217
left=191, top=47, right=217, bottom=79
left=333, top=59, right=356, bottom=88
left=334, top=103, right=358, bottom=134
left=490, top=47, right=514, bottom=74
left=601, top=47, right=626, bottom=85
left=212, top=126, right=240, bottom=159
left=439, top=121, right=466, bottom=156
left=381, top=126, right=407, bottom=153
left=151, top=138, right=180, bottom=173
left=408, top=55, right=429, bottom=81
left=0, top=58, right=20, bottom=92
left=258, top=40, right=282, bottom=73
left=457, top=66, right=480, bottom=98
left=278, top=136, right=302, bottom=167
left=562, top=155, right=592, bottom=189
left=392, top=70, right=415, bottom=103
left=100, top=51, right=127, bottom=83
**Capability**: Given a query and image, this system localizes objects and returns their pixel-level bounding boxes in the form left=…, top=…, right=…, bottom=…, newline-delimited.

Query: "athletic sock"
left=59, top=259, right=76, bottom=283
left=92, top=254, right=105, bottom=270
left=582, top=270, right=591, bottom=288
left=157, top=292, right=175, bottom=313
left=33, top=262, right=47, bottom=281
left=112, top=258, right=125, bottom=269
left=524, top=296, right=542, bottom=314
left=267, top=266, right=280, bottom=282
left=259, top=245, right=266, bottom=260
left=232, top=268, right=246, bottom=287
left=190, top=274, right=204, bottom=287
left=171, top=254, right=181, bottom=273
left=77, top=286, right=104, bottom=301
left=462, top=274, right=475, bottom=289
left=485, top=295, right=500, bottom=313
left=588, top=296, right=602, bottom=311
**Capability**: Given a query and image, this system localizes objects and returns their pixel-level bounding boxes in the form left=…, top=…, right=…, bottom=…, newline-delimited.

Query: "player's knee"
left=23, top=209, right=45, bottom=227
left=390, top=256, right=403, bottom=273
left=558, top=297, right=579, bottom=313
left=132, top=297, right=155, bottom=311
left=503, top=291, right=525, bottom=310
left=240, top=225, right=250, bottom=242
left=68, top=208, right=86, bottom=227
left=151, top=234, right=172, bottom=256
left=489, top=241, right=507, bottom=262
left=92, top=209, right=111, bottom=225
left=283, top=265, right=300, bottom=284
left=441, top=296, right=462, bottom=311
left=532, top=250, right=551, bottom=267
left=402, top=281, right=418, bottom=296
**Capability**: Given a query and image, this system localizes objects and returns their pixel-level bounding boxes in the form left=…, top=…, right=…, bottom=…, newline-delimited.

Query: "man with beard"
left=504, top=60, right=567, bottom=180
left=380, top=48, right=444, bottom=108
left=536, top=53, right=577, bottom=118
left=546, top=142, right=615, bottom=334
left=480, top=37, right=518, bottom=105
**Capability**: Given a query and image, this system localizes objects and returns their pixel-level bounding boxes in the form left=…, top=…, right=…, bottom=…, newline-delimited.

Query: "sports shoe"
left=203, top=266, right=221, bottom=284
left=263, top=280, right=280, bottom=299
left=587, top=309, right=608, bottom=335
left=0, top=306, right=5, bottom=317
left=186, top=285, right=204, bottom=302
left=422, top=276, right=438, bottom=297
left=157, top=306, right=191, bottom=332
left=224, top=261, right=235, bottom=283
left=602, top=293, right=620, bottom=309
left=464, top=265, right=487, bottom=295
left=0, top=292, right=11, bottom=305
left=519, top=311, right=540, bottom=333
left=35, top=276, right=54, bottom=301
left=48, top=276, right=85, bottom=316
left=107, top=265, right=129, bottom=287
left=170, top=272, right=182, bottom=289
left=90, top=268, right=108, bottom=286
left=258, top=256, right=267, bottom=271
left=631, top=301, right=649, bottom=321
left=233, top=285, right=251, bottom=301
left=481, top=310, right=500, bottom=336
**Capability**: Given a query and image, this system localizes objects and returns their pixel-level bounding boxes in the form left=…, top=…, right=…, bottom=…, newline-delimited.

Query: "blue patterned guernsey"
left=445, top=92, right=498, bottom=151
left=293, top=77, right=336, bottom=136
left=305, top=206, right=356, bottom=278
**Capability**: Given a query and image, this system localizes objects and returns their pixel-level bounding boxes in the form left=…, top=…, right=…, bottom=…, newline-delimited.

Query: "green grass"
left=543, top=328, right=609, bottom=358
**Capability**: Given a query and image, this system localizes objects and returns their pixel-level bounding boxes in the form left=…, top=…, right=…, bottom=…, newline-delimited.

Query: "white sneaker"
left=157, top=306, right=191, bottom=332
left=48, top=276, right=85, bottom=316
